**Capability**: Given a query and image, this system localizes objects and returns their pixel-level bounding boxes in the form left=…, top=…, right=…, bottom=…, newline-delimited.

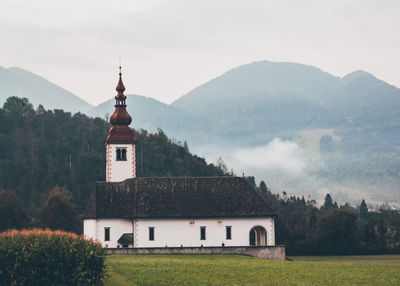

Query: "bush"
left=0, top=229, right=106, bottom=285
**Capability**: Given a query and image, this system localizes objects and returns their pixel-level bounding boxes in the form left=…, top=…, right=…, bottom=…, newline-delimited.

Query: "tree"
left=3, top=96, right=34, bottom=117
left=0, top=190, right=30, bottom=231
left=360, top=199, right=368, bottom=220
left=322, top=193, right=334, bottom=210
left=245, top=176, right=256, bottom=187
left=36, top=104, right=45, bottom=115
left=36, top=186, right=81, bottom=234
left=216, top=157, right=228, bottom=173
left=183, top=140, right=189, bottom=153
left=259, top=181, right=269, bottom=193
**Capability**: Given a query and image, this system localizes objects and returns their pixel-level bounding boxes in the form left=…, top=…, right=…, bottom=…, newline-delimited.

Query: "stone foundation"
left=105, top=245, right=286, bottom=260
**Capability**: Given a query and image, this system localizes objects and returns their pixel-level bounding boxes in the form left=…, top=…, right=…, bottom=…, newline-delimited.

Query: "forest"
left=255, top=181, right=400, bottom=255
left=1, top=96, right=400, bottom=255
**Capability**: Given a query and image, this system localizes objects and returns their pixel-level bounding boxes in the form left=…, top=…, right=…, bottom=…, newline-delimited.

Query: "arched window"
left=116, top=148, right=127, bottom=161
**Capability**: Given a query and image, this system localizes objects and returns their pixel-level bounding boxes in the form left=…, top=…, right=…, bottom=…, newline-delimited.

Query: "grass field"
left=290, top=255, right=400, bottom=265
left=104, top=254, right=400, bottom=285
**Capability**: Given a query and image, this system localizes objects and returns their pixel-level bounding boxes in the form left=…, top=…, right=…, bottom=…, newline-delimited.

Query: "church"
left=83, top=68, right=284, bottom=259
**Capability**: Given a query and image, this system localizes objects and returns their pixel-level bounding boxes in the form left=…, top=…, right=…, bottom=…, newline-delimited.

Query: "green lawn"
left=290, top=254, right=400, bottom=265
left=104, top=254, right=400, bottom=286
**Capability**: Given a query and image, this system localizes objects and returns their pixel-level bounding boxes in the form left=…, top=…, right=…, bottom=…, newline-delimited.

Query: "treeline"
left=253, top=179, right=400, bottom=255
left=0, top=97, right=226, bottom=218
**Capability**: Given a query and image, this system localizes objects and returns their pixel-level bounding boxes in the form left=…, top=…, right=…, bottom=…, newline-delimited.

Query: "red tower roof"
left=106, top=67, right=136, bottom=144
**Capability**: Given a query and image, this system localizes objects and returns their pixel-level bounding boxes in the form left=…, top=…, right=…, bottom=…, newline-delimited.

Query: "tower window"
left=104, top=227, right=110, bottom=241
left=149, top=227, right=155, bottom=241
left=116, top=148, right=127, bottom=161
left=226, top=226, right=232, bottom=240
left=200, top=226, right=206, bottom=240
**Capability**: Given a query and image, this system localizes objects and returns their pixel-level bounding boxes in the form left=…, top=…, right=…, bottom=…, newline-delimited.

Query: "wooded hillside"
left=0, top=97, right=226, bottom=215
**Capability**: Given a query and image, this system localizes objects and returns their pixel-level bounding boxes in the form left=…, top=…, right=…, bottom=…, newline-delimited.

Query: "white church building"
left=83, top=68, right=281, bottom=255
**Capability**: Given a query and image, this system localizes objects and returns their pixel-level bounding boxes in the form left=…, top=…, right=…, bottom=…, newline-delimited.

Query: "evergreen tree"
left=322, top=193, right=334, bottom=210
left=183, top=140, right=189, bottom=152
left=259, top=181, right=269, bottom=193
left=360, top=199, right=368, bottom=219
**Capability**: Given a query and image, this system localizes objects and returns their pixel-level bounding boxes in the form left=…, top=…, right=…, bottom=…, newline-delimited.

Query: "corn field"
left=0, top=229, right=106, bottom=285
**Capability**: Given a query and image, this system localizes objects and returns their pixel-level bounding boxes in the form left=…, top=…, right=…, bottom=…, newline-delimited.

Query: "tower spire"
left=116, top=66, right=125, bottom=95
left=106, top=67, right=136, bottom=141
left=105, top=66, right=137, bottom=182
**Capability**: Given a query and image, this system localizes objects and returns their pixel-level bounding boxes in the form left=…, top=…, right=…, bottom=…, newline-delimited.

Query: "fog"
left=193, top=138, right=365, bottom=204
left=232, top=138, right=306, bottom=177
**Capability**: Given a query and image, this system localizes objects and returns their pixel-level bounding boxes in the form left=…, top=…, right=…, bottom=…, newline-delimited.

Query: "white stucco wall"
left=83, top=218, right=133, bottom=248
left=83, top=219, right=96, bottom=241
left=135, top=217, right=275, bottom=248
left=84, top=217, right=275, bottom=248
left=106, top=144, right=136, bottom=182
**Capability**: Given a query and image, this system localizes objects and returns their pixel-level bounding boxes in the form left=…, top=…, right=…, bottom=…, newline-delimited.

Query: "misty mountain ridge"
left=0, top=66, right=92, bottom=113
left=88, top=94, right=203, bottom=141
left=2, top=60, right=400, bottom=205
left=171, top=61, right=400, bottom=147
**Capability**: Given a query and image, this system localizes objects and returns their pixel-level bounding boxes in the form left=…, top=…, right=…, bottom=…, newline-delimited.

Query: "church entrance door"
left=249, top=226, right=267, bottom=246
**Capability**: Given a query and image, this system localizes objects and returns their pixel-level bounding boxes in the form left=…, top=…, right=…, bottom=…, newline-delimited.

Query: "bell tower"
left=105, top=66, right=136, bottom=182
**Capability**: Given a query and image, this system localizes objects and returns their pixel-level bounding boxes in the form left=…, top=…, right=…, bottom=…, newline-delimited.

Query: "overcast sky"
left=1, top=0, right=399, bottom=106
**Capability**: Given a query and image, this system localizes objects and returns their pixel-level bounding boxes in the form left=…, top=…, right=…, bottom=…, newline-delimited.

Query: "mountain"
left=89, top=94, right=218, bottom=145
left=171, top=61, right=400, bottom=204
left=171, top=61, right=400, bottom=147
left=323, top=70, right=400, bottom=124
left=172, top=61, right=347, bottom=145
left=0, top=66, right=92, bottom=113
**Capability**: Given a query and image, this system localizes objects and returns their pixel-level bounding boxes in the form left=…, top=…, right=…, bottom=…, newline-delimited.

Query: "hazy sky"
left=1, top=0, right=399, bottom=106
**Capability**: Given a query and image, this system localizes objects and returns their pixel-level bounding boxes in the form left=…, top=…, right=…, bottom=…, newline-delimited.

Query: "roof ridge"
left=86, top=177, right=276, bottom=219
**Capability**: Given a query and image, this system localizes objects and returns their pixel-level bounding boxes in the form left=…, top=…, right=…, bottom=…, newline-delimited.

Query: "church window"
left=149, top=227, right=155, bottom=241
left=104, top=227, right=110, bottom=241
left=200, top=226, right=206, bottom=240
left=226, top=226, right=232, bottom=240
left=116, top=148, right=127, bottom=161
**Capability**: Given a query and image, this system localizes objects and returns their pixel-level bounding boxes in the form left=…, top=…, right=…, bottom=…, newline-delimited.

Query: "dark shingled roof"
left=83, top=177, right=275, bottom=219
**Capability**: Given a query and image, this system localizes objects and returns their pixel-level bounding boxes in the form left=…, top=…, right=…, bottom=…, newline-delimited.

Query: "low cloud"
left=193, top=138, right=388, bottom=205
left=232, top=138, right=306, bottom=177
left=192, top=138, right=322, bottom=199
